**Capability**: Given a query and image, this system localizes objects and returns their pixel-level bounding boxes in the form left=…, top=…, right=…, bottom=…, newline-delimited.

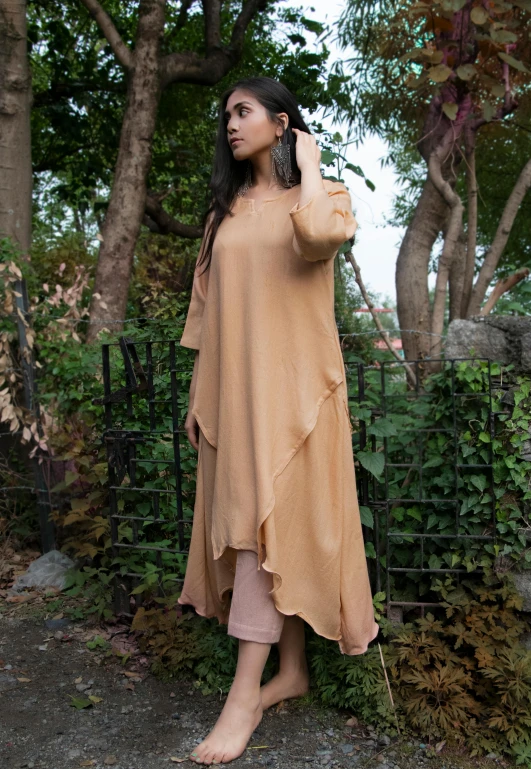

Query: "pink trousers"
left=227, top=550, right=286, bottom=644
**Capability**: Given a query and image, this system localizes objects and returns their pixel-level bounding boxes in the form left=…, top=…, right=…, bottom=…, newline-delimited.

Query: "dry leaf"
left=103, top=756, right=117, bottom=765
left=169, top=758, right=189, bottom=763
left=123, top=671, right=142, bottom=679
left=79, top=761, right=96, bottom=767
left=75, top=677, right=83, bottom=684
left=346, top=716, right=359, bottom=727
left=17, top=677, right=31, bottom=683
left=88, top=695, right=103, bottom=704
left=6, top=594, right=32, bottom=603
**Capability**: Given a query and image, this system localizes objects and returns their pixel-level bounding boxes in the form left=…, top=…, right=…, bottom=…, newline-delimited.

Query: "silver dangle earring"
left=271, top=133, right=293, bottom=188
left=237, top=161, right=253, bottom=197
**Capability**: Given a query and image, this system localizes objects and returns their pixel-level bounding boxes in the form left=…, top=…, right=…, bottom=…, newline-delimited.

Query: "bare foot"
left=260, top=665, right=310, bottom=711
left=189, top=685, right=263, bottom=765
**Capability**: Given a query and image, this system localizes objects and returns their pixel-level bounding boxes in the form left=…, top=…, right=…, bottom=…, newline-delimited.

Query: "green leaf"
left=364, top=541, right=377, bottom=559
left=360, top=506, right=374, bottom=528
left=456, top=64, right=477, bottom=81
left=470, top=474, right=488, bottom=492
left=429, top=64, right=452, bottom=83
left=490, top=29, right=518, bottom=44
left=288, top=34, right=306, bottom=47
left=365, top=178, right=376, bottom=192
left=69, top=696, right=92, bottom=709
left=366, top=418, right=398, bottom=438
left=498, top=52, right=530, bottom=73
left=483, top=101, right=496, bottom=122
left=423, top=456, right=444, bottom=468
left=345, top=163, right=365, bottom=177
left=490, top=82, right=506, bottom=98
left=442, top=102, right=458, bottom=120
left=471, top=6, right=489, bottom=23
left=300, top=16, right=325, bottom=34
left=357, top=450, right=385, bottom=478
left=320, top=149, right=336, bottom=165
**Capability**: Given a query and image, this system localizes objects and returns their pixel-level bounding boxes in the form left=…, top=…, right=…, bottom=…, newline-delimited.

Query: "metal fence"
left=95, top=337, right=503, bottom=620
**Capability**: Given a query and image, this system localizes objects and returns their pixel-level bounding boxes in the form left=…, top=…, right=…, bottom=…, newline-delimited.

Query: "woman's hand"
left=292, top=128, right=325, bottom=208
left=185, top=409, right=200, bottom=452
left=292, top=128, right=321, bottom=172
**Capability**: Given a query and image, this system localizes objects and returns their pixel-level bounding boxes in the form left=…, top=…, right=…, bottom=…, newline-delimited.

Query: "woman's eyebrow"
left=224, top=101, right=253, bottom=118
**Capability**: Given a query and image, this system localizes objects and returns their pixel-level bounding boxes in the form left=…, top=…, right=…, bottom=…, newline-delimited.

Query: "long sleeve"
left=180, top=221, right=211, bottom=350
left=289, top=180, right=358, bottom=262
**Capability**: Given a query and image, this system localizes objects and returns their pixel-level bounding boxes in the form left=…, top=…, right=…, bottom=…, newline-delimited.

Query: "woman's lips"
left=231, top=139, right=243, bottom=146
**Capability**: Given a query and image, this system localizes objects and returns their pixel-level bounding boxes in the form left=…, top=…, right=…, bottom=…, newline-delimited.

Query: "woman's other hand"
left=185, top=410, right=200, bottom=452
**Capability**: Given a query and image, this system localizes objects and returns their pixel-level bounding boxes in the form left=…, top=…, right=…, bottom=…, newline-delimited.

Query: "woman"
left=178, top=76, right=379, bottom=765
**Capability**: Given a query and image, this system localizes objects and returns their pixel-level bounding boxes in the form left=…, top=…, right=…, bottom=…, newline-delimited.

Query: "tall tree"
left=75, top=0, right=267, bottom=342
left=336, top=0, right=531, bottom=365
left=0, top=0, right=32, bottom=253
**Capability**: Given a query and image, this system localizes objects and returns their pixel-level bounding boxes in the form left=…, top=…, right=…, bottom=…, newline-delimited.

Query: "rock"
left=340, top=744, right=354, bottom=754
left=444, top=315, right=531, bottom=374
left=0, top=673, right=18, bottom=691
left=45, top=618, right=72, bottom=630
left=378, top=734, right=391, bottom=746
left=8, top=550, right=76, bottom=593
left=486, top=753, right=498, bottom=759
left=510, top=573, right=531, bottom=612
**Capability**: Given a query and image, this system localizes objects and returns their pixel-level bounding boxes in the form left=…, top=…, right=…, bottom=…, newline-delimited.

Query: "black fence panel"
left=95, top=339, right=501, bottom=620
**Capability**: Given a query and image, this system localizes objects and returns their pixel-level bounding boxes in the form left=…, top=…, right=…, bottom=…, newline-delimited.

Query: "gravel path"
left=0, top=611, right=509, bottom=769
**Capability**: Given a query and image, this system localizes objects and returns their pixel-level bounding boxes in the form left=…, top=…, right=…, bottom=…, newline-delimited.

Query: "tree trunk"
left=449, top=226, right=467, bottom=322
left=0, top=0, right=32, bottom=254
left=395, top=177, right=447, bottom=361
left=85, top=0, right=165, bottom=343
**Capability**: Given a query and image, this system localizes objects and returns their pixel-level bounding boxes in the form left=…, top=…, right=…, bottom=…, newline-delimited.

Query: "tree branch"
left=202, top=0, right=222, bottom=53
left=460, top=139, right=477, bottom=319
left=33, top=80, right=126, bottom=107
left=467, top=158, right=531, bottom=316
left=344, top=248, right=417, bottom=388
left=480, top=268, right=530, bottom=315
left=78, top=0, right=134, bottom=70
left=144, top=195, right=203, bottom=237
left=161, top=0, right=264, bottom=86
left=428, top=132, right=464, bottom=358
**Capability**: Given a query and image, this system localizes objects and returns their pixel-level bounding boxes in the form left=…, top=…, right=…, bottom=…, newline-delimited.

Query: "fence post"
left=15, top=277, right=55, bottom=552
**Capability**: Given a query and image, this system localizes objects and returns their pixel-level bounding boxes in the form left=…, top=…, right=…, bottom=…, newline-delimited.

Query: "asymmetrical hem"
left=178, top=179, right=380, bottom=656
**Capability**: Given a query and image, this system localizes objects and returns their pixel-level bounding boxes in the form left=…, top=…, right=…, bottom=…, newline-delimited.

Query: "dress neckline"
left=237, top=184, right=300, bottom=213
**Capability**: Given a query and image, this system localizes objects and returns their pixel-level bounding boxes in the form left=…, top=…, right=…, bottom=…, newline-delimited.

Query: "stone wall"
left=444, top=315, right=531, bottom=373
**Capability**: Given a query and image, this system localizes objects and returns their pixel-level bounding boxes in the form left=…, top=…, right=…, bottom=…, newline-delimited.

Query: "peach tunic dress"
left=178, top=178, right=380, bottom=655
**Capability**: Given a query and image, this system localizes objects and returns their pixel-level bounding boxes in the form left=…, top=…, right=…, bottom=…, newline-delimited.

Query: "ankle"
left=229, top=679, right=262, bottom=703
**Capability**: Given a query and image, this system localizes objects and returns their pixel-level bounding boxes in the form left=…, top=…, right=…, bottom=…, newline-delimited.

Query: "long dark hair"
left=196, top=76, right=312, bottom=275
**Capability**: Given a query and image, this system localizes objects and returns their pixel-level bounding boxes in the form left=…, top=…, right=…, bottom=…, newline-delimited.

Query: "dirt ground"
left=0, top=585, right=515, bottom=769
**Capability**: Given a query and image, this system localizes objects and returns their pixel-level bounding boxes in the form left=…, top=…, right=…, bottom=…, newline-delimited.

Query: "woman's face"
left=224, top=89, right=287, bottom=161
